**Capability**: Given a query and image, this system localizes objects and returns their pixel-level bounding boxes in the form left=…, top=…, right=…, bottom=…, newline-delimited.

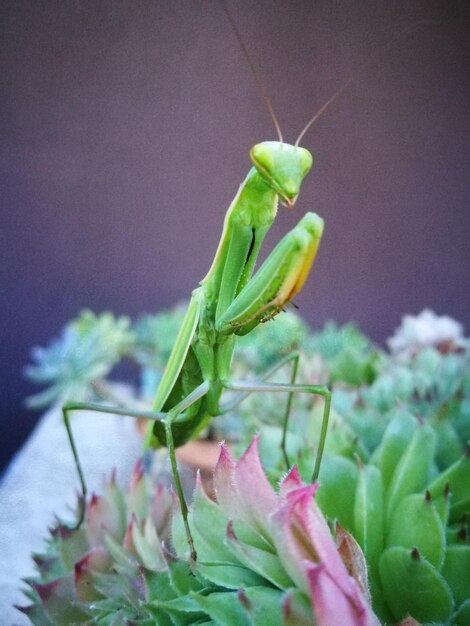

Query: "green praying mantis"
left=61, top=3, right=394, bottom=560
left=63, top=140, right=331, bottom=560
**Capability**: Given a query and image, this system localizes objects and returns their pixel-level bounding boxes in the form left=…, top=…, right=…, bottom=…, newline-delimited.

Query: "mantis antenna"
left=295, top=21, right=433, bottom=146
left=221, top=0, right=284, bottom=143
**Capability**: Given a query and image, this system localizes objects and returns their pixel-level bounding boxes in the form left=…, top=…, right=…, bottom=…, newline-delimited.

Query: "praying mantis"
left=60, top=2, right=410, bottom=560
left=63, top=139, right=331, bottom=560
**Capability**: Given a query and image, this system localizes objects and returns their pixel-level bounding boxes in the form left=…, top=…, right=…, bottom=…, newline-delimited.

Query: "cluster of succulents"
left=19, top=438, right=380, bottom=625
left=22, top=307, right=470, bottom=624
left=24, top=310, right=134, bottom=409
left=239, top=311, right=470, bottom=624
left=314, top=410, right=470, bottom=625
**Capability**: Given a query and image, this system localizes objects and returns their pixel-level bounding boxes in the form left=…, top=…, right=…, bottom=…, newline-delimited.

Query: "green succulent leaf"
left=131, top=517, right=167, bottom=571
left=386, top=493, right=446, bottom=569
left=379, top=546, right=454, bottom=623
left=385, top=422, right=436, bottom=521
left=195, top=561, right=267, bottom=590
left=225, top=522, right=293, bottom=589
left=239, top=586, right=285, bottom=626
left=353, top=464, right=383, bottom=579
left=376, top=408, right=417, bottom=491
left=146, top=593, right=208, bottom=623
left=55, top=526, right=89, bottom=571
left=427, top=452, right=470, bottom=524
left=190, top=590, right=251, bottom=626
left=173, top=479, right=237, bottom=564
left=431, top=417, right=465, bottom=469
left=314, top=455, right=358, bottom=532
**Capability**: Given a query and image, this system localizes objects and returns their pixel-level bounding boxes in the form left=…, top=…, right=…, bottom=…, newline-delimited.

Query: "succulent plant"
left=386, top=309, right=467, bottom=358
left=18, top=458, right=174, bottom=623
left=19, top=437, right=381, bottom=625
left=24, top=310, right=134, bottom=408
left=246, top=312, right=470, bottom=624
left=195, top=311, right=468, bottom=624
left=172, top=435, right=380, bottom=626
left=314, top=411, right=470, bottom=625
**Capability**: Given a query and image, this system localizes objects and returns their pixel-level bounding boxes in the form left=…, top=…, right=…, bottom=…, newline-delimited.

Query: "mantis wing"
left=144, top=291, right=202, bottom=448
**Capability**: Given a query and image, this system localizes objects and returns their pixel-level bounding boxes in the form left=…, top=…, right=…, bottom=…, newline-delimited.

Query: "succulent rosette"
left=24, top=310, right=134, bottom=408
left=18, top=460, right=174, bottom=623
left=172, top=435, right=379, bottom=626
left=315, top=411, right=470, bottom=625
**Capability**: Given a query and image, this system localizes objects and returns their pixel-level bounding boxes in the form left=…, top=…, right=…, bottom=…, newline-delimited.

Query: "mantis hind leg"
left=62, top=381, right=210, bottom=561
left=222, top=377, right=331, bottom=482
left=219, top=351, right=301, bottom=468
left=62, top=402, right=168, bottom=530
left=161, top=381, right=210, bottom=561
left=281, top=352, right=300, bottom=468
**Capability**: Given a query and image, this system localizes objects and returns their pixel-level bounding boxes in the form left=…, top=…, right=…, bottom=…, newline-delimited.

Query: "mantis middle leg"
left=222, top=377, right=331, bottom=482
left=219, top=350, right=302, bottom=468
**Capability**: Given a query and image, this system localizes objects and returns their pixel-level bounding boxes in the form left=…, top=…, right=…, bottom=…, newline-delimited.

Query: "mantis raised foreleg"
left=63, top=140, right=331, bottom=560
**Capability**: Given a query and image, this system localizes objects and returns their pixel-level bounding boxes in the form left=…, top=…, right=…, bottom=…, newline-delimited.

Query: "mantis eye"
left=250, top=144, right=274, bottom=173
left=298, top=148, right=313, bottom=175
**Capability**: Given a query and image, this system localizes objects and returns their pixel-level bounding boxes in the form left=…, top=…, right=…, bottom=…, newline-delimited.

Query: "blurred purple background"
left=1, top=0, right=469, bottom=471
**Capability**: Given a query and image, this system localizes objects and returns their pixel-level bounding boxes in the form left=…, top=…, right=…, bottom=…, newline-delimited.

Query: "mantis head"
left=250, top=142, right=313, bottom=208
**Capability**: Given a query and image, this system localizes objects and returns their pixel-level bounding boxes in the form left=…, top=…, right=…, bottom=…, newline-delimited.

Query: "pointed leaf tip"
left=213, top=442, right=238, bottom=515
left=226, top=519, right=237, bottom=542
left=53, top=522, right=74, bottom=540
left=130, top=457, right=144, bottom=485
left=285, top=483, right=318, bottom=507
left=234, top=435, right=277, bottom=517
left=123, top=517, right=136, bottom=551
left=215, top=441, right=235, bottom=478
left=74, top=546, right=109, bottom=576
left=30, top=578, right=62, bottom=602
left=14, top=604, right=32, bottom=615
left=214, top=436, right=277, bottom=537
left=280, top=465, right=305, bottom=498
left=335, top=523, right=371, bottom=603
left=238, top=587, right=251, bottom=609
